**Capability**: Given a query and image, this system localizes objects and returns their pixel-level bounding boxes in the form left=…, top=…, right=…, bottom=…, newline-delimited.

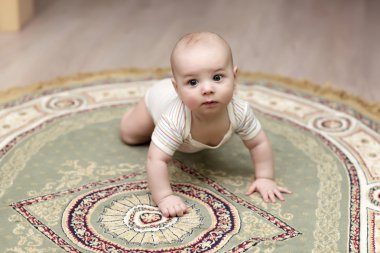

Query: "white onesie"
left=145, top=79, right=262, bottom=156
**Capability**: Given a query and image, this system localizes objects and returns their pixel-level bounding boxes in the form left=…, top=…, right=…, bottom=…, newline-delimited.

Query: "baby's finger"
left=174, top=205, right=184, bottom=217
left=245, top=184, right=257, bottom=195
left=268, top=191, right=276, bottom=203
left=278, top=187, right=292, bottom=194
left=180, top=203, right=189, bottom=214
left=161, top=208, right=170, bottom=218
left=273, top=189, right=285, bottom=201
left=168, top=206, right=177, bottom=217
left=262, top=192, right=270, bottom=203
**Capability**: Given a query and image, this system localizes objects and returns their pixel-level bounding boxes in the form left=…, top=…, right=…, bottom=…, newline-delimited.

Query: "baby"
left=120, top=32, right=290, bottom=217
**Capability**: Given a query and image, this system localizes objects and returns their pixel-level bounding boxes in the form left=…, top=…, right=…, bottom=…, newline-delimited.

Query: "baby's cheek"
left=221, top=93, right=233, bottom=104
left=183, top=97, right=199, bottom=110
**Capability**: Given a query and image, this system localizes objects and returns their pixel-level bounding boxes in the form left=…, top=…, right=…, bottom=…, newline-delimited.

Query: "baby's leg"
left=119, top=98, right=155, bottom=145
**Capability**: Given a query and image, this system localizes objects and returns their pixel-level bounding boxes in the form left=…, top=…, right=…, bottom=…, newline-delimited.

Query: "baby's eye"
left=213, top=74, right=223, bottom=81
left=188, top=79, right=198, bottom=86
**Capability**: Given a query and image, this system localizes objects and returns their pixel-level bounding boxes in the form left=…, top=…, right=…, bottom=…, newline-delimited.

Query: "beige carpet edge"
left=1, top=68, right=378, bottom=121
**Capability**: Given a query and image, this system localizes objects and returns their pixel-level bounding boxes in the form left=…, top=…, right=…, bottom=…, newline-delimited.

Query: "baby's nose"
left=201, top=82, right=214, bottom=95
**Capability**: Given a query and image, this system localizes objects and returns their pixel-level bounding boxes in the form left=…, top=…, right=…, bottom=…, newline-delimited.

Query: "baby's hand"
left=157, top=194, right=188, bottom=217
left=245, top=178, right=291, bottom=203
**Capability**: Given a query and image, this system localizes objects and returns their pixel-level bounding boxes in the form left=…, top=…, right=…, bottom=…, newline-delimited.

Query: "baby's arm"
left=146, top=143, right=188, bottom=217
left=243, top=129, right=291, bottom=202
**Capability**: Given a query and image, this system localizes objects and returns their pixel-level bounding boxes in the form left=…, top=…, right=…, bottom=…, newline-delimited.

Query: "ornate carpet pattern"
left=0, top=69, right=379, bottom=252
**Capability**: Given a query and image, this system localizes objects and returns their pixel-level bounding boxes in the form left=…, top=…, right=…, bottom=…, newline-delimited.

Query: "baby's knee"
left=120, top=131, right=135, bottom=145
left=120, top=131, right=150, bottom=145
left=119, top=118, right=135, bottom=144
left=119, top=120, right=149, bottom=145
left=119, top=102, right=153, bottom=145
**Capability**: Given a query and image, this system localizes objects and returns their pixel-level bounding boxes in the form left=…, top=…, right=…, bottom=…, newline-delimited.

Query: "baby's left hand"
left=245, top=178, right=291, bottom=203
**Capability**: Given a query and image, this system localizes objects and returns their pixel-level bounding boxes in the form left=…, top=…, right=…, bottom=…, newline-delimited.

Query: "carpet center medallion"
left=62, top=181, right=241, bottom=251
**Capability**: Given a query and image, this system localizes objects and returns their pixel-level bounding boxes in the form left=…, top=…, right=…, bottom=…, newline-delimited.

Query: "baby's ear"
left=233, top=66, right=238, bottom=88
left=171, top=78, right=178, bottom=92
left=233, top=66, right=238, bottom=78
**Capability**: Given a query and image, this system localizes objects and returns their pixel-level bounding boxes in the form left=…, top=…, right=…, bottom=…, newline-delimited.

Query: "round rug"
left=1, top=69, right=379, bottom=252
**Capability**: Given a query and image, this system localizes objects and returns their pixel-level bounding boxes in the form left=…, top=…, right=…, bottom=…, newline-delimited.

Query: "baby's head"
left=170, top=32, right=236, bottom=83
left=169, top=32, right=238, bottom=113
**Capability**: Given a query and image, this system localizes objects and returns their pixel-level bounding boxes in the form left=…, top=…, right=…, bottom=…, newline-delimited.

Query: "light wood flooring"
left=0, top=0, right=379, bottom=102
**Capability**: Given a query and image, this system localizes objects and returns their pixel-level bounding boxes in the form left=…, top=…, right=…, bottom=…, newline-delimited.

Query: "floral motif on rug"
left=0, top=69, right=379, bottom=252
left=11, top=162, right=299, bottom=252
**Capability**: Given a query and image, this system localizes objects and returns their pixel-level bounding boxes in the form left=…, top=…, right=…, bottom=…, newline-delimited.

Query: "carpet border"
left=1, top=68, right=378, bottom=121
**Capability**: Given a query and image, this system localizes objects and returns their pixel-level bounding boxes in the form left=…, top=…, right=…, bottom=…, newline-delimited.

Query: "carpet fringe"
left=1, top=68, right=378, bottom=121
left=0, top=68, right=171, bottom=103
left=239, top=71, right=380, bottom=121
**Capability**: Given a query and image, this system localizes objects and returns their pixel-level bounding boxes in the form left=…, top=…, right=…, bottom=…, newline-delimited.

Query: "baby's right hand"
left=157, top=194, right=188, bottom=217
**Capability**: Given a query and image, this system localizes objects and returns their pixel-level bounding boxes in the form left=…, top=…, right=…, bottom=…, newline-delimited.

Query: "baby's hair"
left=177, top=32, right=224, bottom=46
left=170, top=32, right=234, bottom=69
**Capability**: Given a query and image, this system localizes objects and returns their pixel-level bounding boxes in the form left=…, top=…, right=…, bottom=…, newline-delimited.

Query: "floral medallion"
left=45, top=95, right=85, bottom=111
left=61, top=181, right=241, bottom=252
left=312, top=115, right=353, bottom=133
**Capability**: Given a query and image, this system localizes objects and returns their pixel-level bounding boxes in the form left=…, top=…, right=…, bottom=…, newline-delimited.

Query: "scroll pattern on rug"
left=0, top=73, right=378, bottom=252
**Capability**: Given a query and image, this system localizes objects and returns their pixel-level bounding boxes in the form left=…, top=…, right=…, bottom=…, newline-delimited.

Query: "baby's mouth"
left=203, top=100, right=217, bottom=105
left=202, top=101, right=218, bottom=106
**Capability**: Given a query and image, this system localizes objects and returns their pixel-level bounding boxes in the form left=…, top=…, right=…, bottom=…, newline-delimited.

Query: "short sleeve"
left=151, top=102, right=186, bottom=156
left=233, top=99, right=262, bottom=140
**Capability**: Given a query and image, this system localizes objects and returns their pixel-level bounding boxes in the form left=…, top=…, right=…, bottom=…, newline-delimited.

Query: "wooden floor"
left=0, top=0, right=379, bottom=102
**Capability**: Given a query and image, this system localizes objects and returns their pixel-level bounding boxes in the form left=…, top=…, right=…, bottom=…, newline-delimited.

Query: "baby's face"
left=171, top=41, right=237, bottom=117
